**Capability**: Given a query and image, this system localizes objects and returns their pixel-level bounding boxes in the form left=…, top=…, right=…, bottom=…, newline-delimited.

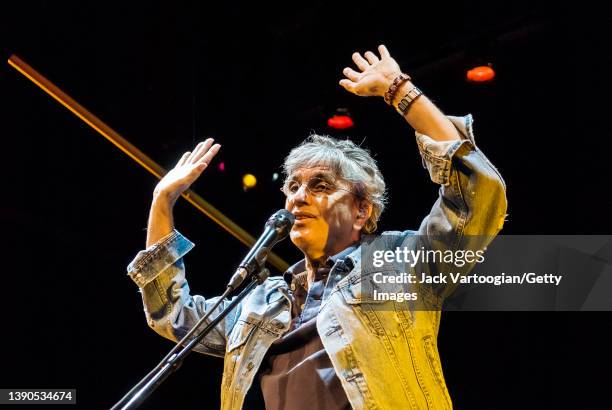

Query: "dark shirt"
left=244, top=248, right=356, bottom=410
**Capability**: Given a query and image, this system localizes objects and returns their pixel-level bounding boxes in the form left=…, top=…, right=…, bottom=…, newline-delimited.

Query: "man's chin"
left=290, top=229, right=313, bottom=250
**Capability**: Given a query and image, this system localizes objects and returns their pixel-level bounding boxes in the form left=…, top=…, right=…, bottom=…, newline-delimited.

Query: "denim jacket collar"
left=282, top=242, right=361, bottom=286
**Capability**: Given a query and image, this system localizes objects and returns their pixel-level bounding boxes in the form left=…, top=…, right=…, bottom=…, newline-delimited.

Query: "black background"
left=1, top=1, right=611, bottom=408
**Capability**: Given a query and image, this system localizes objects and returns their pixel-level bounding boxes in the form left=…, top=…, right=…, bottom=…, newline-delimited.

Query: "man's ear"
left=353, top=200, right=373, bottom=230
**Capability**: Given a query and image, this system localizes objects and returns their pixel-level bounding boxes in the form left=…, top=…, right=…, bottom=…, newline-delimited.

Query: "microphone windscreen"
left=266, top=209, right=295, bottom=238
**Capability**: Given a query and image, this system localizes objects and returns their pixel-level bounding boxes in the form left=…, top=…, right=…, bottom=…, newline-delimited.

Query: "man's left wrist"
left=383, top=73, right=411, bottom=104
left=382, top=70, right=403, bottom=90
left=390, top=80, right=415, bottom=106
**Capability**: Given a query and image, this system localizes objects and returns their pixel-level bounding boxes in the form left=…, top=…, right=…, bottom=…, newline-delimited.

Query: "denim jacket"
left=127, top=115, right=508, bottom=410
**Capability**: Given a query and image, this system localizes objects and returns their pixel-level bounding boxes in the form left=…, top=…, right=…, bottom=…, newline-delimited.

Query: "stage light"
left=467, top=65, right=495, bottom=82
left=327, top=114, right=354, bottom=129
left=272, top=172, right=279, bottom=181
left=218, top=161, right=225, bottom=171
left=243, top=174, right=257, bottom=190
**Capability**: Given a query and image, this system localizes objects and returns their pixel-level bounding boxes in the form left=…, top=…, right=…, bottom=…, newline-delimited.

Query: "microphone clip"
left=227, top=247, right=270, bottom=290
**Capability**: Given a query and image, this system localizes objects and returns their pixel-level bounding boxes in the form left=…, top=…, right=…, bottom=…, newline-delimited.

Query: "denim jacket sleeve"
left=126, top=230, right=240, bottom=357
left=411, top=114, right=508, bottom=298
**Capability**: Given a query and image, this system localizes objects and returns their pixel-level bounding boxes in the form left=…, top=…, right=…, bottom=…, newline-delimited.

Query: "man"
left=127, top=45, right=507, bottom=409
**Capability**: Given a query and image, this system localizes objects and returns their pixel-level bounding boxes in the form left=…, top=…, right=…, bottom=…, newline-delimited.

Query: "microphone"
left=227, top=209, right=295, bottom=290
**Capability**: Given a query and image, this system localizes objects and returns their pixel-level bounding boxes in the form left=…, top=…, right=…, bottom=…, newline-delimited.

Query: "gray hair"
left=282, top=134, right=387, bottom=234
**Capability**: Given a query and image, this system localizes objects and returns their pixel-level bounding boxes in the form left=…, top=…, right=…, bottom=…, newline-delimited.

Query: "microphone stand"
left=110, top=266, right=271, bottom=410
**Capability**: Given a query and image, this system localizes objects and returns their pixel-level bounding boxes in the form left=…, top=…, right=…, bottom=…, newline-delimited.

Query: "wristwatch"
left=396, top=86, right=423, bottom=115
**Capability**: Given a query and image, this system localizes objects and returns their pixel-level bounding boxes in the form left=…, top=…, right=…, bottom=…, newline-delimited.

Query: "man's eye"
left=287, top=182, right=300, bottom=193
left=312, top=182, right=332, bottom=192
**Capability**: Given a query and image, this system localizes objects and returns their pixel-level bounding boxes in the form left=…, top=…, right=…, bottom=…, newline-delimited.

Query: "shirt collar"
left=283, top=242, right=360, bottom=285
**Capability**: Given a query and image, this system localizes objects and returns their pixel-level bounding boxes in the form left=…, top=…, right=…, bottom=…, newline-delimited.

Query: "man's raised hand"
left=153, top=138, right=221, bottom=202
left=339, top=45, right=402, bottom=97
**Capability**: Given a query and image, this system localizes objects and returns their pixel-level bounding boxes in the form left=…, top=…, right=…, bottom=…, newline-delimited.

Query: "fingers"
left=364, top=51, right=379, bottom=64
left=184, top=141, right=206, bottom=164
left=196, top=143, right=221, bottom=169
left=187, top=138, right=214, bottom=164
left=343, top=67, right=361, bottom=82
left=351, top=52, right=370, bottom=71
left=351, top=49, right=382, bottom=71
left=378, top=44, right=390, bottom=58
left=175, top=151, right=191, bottom=168
left=176, top=138, right=220, bottom=171
left=339, top=79, right=358, bottom=94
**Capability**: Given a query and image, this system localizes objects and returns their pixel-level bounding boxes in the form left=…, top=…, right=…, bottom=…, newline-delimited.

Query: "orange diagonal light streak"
left=8, top=54, right=289, bottom=272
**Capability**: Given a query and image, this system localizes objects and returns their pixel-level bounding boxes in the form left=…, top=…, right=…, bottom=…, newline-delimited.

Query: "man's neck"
left=303, top=239, right=357, bottom=289
left=303, top=256, right=328, bottom=290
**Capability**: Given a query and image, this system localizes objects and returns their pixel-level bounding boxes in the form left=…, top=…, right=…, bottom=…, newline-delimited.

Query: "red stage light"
left=467, top=66, right=495, bottom=82
left=327, top=115, right=354, bottom=129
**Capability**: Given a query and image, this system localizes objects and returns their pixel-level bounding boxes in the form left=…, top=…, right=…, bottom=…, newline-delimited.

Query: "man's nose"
left=292, top=183, right=309, bottom=204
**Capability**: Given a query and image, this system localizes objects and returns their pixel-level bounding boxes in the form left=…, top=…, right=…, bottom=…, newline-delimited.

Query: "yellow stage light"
left=243, top=173, right=257, bottom=189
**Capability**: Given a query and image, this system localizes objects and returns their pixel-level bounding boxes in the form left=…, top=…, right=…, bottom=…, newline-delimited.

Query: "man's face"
left=284, top=166, right=361, bottom=259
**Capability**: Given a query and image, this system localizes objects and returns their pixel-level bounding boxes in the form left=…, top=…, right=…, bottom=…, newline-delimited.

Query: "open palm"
left=339, top=45, right=402, bottom=97
left=154, top=138, right=221, bottom=200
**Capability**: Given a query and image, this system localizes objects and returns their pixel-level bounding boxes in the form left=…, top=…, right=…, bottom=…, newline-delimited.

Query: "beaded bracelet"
left=384, top=73, right=411, bottom=105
